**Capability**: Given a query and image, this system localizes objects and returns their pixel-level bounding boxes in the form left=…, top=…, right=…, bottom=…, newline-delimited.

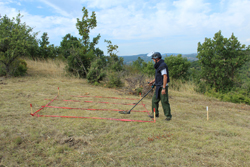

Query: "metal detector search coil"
left=119, top=83, right=155, bottom=114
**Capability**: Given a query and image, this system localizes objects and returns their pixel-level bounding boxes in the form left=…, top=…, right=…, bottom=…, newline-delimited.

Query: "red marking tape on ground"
left=71, top=95, right=140, bottom=100
left=34, top=114, right=154, bottom=123
left=31, top=95, right=58, bottom=116
left=141, top=101, right=151, bottom=117
left=30, top=91, right=153, bottom=123
left=44, top=99, right=143, bottom=106
left=42, top=105, right=148, bottom=113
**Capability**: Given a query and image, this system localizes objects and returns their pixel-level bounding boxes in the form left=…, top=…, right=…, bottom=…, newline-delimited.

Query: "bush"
left=0, top=59, right=27, bottom=77
left=12, top=59, right=28, bottom=77
left=194, top=80, right=208, bottom=94
left=105, top=72, right=123, bottom=88
left=56, top=54, right=67, bottom=62
left=87, top=58, right=106, bottom=83
left=0, top=62, right=6, bottom=76
left=164, top=54, right=191, bottom=80
left=142, top=61, right=155, bottom=76
left=205, top=89, right=250, bottom=105
left=168, top=78, right=182, bottom=91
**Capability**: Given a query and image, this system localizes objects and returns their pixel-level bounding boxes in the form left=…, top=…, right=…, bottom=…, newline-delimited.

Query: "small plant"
left=14, top=136, right=22, bottom=145
left=12, top=59, right=28, bottom=77
left=105, top=72, right=123, bottom=88
left=87, top=58, right=106, bottom=83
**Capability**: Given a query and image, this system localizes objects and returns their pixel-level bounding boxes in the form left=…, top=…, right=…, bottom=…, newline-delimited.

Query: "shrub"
left=168, top=78, right=182, bottom=91
left=0, top=62, right=6, bottom=76
left=12, top=59, right=28, bottom=77
left=87, top=58, right=106, bottom=83
left=164, top=54, right=191, bottom=80
left=0, top=59, right=28, bottom=77
left=194, top=80, right=208, bottom=94
left=105, top=72, right=123, bottom=88
left=205, top=89, right=250, bottom=105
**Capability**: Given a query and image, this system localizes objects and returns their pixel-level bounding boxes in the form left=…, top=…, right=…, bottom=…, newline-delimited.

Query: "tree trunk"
left=5, top=63, right=10, bottom=77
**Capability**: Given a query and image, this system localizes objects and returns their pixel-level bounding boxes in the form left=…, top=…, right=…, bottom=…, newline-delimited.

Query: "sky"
left=1, top=0, right=250, bottom=56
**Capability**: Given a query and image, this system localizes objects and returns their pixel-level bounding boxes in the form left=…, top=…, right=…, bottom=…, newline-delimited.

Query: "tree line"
left=0, top=8, right=124, bottom=87
left=1, top=7, right=250, bottom=104
left=127, top=31, right=250, bottom=104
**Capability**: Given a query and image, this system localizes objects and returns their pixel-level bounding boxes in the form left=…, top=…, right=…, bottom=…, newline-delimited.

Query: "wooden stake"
left=207, top=106, right=209, bottom=121
left=58, top=87, right=60, bottom=96
left=30, top=104, right=33, bottom=114
left=154, top=108, right=156, bottom=122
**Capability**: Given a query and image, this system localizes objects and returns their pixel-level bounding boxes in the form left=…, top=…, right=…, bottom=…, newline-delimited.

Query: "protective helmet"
left=147, top=51, right=162, bottom=59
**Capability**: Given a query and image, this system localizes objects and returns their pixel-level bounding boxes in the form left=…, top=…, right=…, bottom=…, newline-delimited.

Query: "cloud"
left=91, top=0, right=250, bottom=41
left=39, top=0, right=71, bottom=17
left=81, top=0, right=135, bottom=9
left=0, top=2, right=78, bottom=45
left=1, top=0, right=250, bottom=55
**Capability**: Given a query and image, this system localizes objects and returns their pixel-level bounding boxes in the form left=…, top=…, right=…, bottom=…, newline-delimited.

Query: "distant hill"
left=119, top=53, right=198, bottom=64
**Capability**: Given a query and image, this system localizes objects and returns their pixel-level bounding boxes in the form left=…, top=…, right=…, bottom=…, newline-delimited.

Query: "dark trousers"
left=152, top=86, right=172, bottom=118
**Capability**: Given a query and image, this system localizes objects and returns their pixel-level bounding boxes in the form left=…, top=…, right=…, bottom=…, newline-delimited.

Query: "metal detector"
left=119, top=83, right=155, bottom=114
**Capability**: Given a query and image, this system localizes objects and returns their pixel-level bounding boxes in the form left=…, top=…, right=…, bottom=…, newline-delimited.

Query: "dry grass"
left=0, top=59, right=250, bottom=166
left=26, top=58, right=67, bottom=77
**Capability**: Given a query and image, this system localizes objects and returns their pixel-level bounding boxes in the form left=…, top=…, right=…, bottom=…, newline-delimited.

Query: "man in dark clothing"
left=147, top=52, right=172, bottom=121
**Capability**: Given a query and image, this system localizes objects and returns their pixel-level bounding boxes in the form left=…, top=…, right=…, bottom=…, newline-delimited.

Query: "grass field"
left=0, top=59, right=250, bottom=166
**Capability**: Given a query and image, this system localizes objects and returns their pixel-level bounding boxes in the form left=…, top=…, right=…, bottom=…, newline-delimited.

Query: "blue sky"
left=1, top=0, right=250, bottom=56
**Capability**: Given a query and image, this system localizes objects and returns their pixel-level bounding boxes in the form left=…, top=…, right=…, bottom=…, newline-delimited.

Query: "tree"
left=132, top=57, right=144, bottom=71
left=0, top=13, right=37, bottom=76
left=87, top=57, right=106, bottom=83
left=164, top=54, right=191, bottom=80
left=38, top=32, right=57, bottom=59
left=59, top=33, right=81, bottom=59
left=142, top=61, right=155, bottom=76
left=67, top=7, right=101, bottom=78
left=28, top=38, right=39, bottom=60
left=197, top=30, right=250, bottom=92
left=104, top=40, right=124, bottom=88
left=105, top=40, right=123, bottom=72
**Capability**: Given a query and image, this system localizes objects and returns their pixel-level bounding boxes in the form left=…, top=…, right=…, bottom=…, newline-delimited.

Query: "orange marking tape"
left=44, top=99, right=143, bottom=106
left=42, top=105, right=148, bottom=113
left=34, top=114, right=154, bottom=123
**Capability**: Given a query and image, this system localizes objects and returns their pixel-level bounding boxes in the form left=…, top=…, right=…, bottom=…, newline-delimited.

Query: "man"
left=148, top=52, right=172, bottom=121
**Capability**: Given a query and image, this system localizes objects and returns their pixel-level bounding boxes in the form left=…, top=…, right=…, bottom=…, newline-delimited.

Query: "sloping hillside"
left=0, top=59, right=249, bottom=166
left=120, top=53, right=198, bottom=64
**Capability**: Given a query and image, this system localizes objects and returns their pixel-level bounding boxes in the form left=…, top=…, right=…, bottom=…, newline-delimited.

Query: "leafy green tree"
left=67, top=46, right=94, bottom=77
left=87, top=57, right=106, bottom=83
left=197, top=30, right=250, bottom=92
left=67, top=7, right=101, bottom=78
left=59, top=33, right=81, bottom=59
left=105, top=40, right=123, bottom=72
left=103, top=40, right=124, bottom=87
left=38, top=32, right=57, bottom=59
left=132, top=57, right=144, bottom=71
left=164, top=54, right=191, bottom=80
left=28, top=38, right=39, bottom=60
left=0, top=13, right=37, bottom=76
left=142, top=61, right=155, bottom=76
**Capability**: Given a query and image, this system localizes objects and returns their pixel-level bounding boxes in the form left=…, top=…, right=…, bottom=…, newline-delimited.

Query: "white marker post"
left=207, top=106, right=209, bottom=121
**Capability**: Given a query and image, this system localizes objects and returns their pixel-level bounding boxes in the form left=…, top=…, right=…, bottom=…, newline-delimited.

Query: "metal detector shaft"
left=126, top=84, right=155, bottom=114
